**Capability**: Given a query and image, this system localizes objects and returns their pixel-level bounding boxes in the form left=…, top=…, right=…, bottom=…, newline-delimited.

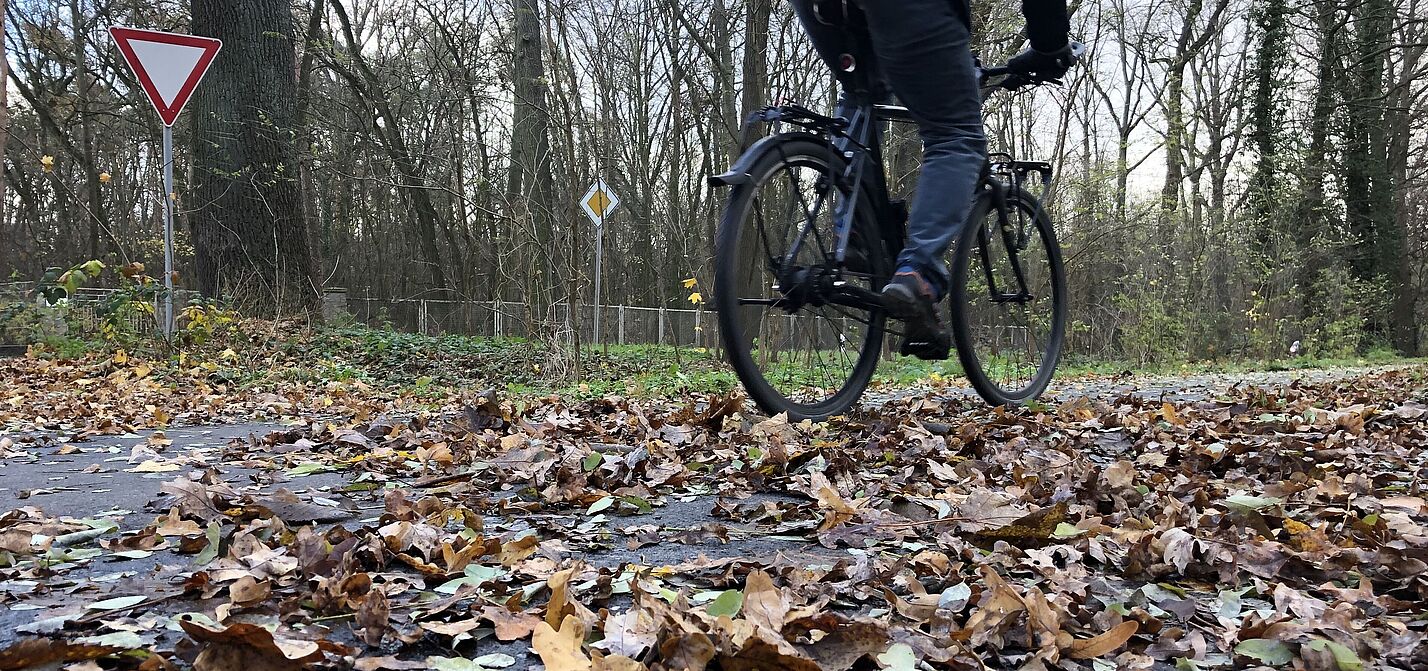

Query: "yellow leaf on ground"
left=127, top=460, right=180, bottom=473
left=532, top=614, right=591, bottom=671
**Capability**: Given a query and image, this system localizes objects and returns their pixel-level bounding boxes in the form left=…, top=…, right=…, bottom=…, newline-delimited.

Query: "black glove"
left=1006, top=41, right=1081, bottom=81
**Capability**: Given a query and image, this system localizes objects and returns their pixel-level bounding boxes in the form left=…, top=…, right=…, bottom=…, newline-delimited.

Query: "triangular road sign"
left=110, top=26, right=222, bottom=126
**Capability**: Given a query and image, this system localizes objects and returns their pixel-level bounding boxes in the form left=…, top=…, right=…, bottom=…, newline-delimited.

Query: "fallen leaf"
left=532, top=614, right=591, bottom=671
left=87, top=595, right=147, bottom=612
left=1066, top=620, right=1139, bottom=659
left=875, top=643, right=916, bottom=671
left=479, top=605, right=543, bottom=642
left=1235, top=638, right=1293, bottom=665
left=741, top=570, right=788, bottom=633
left=0, top=639, right=122, bottom=671
left=179, top=620, right=327, bottom=671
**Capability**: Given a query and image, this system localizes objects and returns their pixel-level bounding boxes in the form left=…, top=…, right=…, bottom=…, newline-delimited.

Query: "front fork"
left=980, top=174, right=1034, bottom=303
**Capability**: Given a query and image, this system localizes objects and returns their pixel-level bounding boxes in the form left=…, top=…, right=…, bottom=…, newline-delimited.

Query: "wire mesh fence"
left=343, top=296, right=717, bottom=348
left=1, top=283, right=874, bottom=353
left=0, top=282, right=166, bottom=339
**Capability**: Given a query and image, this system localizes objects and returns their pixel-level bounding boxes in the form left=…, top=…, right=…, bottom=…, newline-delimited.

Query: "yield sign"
left=580, top=179, right=620, bottom=229
left=110, top=27, right=222, bottom=126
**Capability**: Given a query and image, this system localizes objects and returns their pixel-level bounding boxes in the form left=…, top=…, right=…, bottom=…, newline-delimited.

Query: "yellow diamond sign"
left=580, top=179, right=620, bottom=228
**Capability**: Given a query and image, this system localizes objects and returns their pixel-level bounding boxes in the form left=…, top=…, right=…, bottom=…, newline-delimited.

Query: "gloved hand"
left=1006, top=41, right=1081, bottom=81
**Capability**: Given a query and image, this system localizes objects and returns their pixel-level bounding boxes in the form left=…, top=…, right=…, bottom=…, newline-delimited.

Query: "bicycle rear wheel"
left=948, top=187, right=1066, bottom=405
left=715, top=138, right=889, bottom=421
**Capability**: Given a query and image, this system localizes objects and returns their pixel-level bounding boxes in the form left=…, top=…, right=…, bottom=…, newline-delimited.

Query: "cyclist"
left=788, top=0, right=1077, bottom=360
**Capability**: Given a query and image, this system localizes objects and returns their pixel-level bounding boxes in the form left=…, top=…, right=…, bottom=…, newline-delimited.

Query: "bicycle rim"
left=950, top=190, right=1066, bottom=404
left=715, top=143, right=887, bottom=421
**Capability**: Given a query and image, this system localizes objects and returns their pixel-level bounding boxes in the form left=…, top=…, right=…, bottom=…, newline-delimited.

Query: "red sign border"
left=109, top=26, right=222, bottom=126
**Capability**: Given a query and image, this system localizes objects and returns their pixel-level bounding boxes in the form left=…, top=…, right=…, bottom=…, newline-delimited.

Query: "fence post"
left=494, top=302, right=501, bottom=338
left=618, top=305, right=625, bottom=345
left=419, top=300, right=428, bottom=335
left=658, top=308, right=666, bottom=346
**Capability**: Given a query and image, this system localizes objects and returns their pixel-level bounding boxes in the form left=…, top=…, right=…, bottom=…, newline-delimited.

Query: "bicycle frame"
left=717, top=54, right=1071, bottom=315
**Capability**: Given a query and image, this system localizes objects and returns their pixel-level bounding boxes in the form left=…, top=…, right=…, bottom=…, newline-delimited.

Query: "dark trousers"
left=789, top=0, right=987, bottom=299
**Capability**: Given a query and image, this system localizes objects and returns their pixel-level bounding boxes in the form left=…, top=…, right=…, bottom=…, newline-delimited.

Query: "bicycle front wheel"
left=715, top=138, right=889, bottom=421
left=948, top=187, right=1067, bottom=405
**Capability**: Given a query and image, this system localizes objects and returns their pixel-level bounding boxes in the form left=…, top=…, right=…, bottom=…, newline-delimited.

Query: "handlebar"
left=979, top=41, right=1087, bottom=91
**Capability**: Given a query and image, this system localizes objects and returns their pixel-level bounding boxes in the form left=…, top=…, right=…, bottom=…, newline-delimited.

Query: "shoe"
left=882, top=271, right=951, bottom=360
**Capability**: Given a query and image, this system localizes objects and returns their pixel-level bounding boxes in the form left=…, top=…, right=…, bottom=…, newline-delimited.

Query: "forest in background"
left=0, top=0, right=1424, bottom=363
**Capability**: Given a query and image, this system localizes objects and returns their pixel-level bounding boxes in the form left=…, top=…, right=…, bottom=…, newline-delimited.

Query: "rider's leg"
left=857, top=0, right=986, bottom=301
left=788, top=0, right=889, bottom=101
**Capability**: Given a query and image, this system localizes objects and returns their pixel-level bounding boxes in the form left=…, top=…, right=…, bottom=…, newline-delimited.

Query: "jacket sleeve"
left=1022, top=0, right=1070, bottom=52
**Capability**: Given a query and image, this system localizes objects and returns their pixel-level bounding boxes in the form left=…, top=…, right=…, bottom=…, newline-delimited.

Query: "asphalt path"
left=0, top=364, right=1410, bottom=665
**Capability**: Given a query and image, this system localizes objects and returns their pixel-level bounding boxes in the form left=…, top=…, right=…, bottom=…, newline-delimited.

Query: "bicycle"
left=711, top=45, right=1083, bottom=421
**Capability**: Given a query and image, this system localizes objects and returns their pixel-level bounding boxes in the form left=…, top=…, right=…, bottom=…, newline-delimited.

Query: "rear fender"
left=707, top=132, right=840, bottom=188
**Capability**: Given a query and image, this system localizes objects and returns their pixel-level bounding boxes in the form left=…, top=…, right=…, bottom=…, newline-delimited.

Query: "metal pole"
left=593, top=214, right=603, bottom=346
left=162, top=125, right=175, bottom=337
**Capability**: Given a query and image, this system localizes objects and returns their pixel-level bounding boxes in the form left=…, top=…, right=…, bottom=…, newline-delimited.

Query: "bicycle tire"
left=948, top=187, right=1067, bottom=405
left=715, top=137, right=889, bottom=421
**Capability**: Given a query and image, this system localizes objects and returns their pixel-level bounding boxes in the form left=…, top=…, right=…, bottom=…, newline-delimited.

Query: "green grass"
left=273, top=327, right=1426, bottom=401
left=24, top=320, right=1422, bottom=404
left=293, top=327, right=732, bottom=398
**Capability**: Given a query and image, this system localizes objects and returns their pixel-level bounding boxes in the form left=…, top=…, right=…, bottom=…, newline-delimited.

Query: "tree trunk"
left=190, top=0, right=320, bottom=316
left=507, top=0, right=557, bottom=322
left=70, top=0, right=106, bottom=263
left=0, top=0, right=9, bottom=229
left=328, top=0, right=449, bottom=292
left=1341, top=0, right=1395, bottom=337
left=1246, top=0, right=1287, bottom=252
left=295, top=0, right=325, bottom=299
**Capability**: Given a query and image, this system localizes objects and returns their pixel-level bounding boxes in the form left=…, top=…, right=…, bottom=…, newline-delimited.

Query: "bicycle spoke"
left=953, top=193, right=1061, bottom=401
left=720, top=152, right=885, bottom=415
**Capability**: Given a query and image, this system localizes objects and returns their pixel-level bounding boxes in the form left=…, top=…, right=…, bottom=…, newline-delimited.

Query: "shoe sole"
left=881, top=283, right=922, bottom=320
left=881, top=283, right=952, bottom=360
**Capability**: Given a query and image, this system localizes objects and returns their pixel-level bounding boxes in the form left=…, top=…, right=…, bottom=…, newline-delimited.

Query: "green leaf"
left=111, top=550, right=153, bottom=560
left=472, top=653, right=516, bottom=669
left=1052, top=522, right=1085, bottom=539
left=582, top=452, right=603, bottom=471
left=88, top=595, right=147, bottom=611
left=1307, top=639, right=1363, bottom=671
left=81, top=630, right=144, bottom=649
left=706, top=589, right=743, bottom=617
left=1224, top=495, right=1281, bottom=512
left=619, top=495, right=653, bottom=514
left=435, top=564, right=505, bottom=594
left=876, top=643, right=916, bottom=671
left=427, top=657, right=486, bottom=671
left=194, top=522, right=221, bottom=565
left=1235, top=638, right=1292, bottom=665
left=587, top=495, right=616, bottom=515
left=285, top=462, right=332, bottom=477
left=48, top=547, right=104, bottom=562
left=79, top=260, right=105, bottom=277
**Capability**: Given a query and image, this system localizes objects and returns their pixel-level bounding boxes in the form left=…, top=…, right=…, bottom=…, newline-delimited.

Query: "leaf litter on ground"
left=0, top=354, right=1425, bottom=670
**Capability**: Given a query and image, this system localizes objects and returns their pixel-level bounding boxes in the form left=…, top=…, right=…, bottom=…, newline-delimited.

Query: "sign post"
left=109, top=26, right=222, bottom=337
left=580, top=179, right=620, bottom=346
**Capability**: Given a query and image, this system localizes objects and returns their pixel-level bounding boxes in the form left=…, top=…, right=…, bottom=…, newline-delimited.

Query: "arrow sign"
left=109, top=27, right=222, bottom=126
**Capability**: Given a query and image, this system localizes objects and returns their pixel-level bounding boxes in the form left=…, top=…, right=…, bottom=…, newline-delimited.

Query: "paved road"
left=0, top=364, right=1412, bottom=664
